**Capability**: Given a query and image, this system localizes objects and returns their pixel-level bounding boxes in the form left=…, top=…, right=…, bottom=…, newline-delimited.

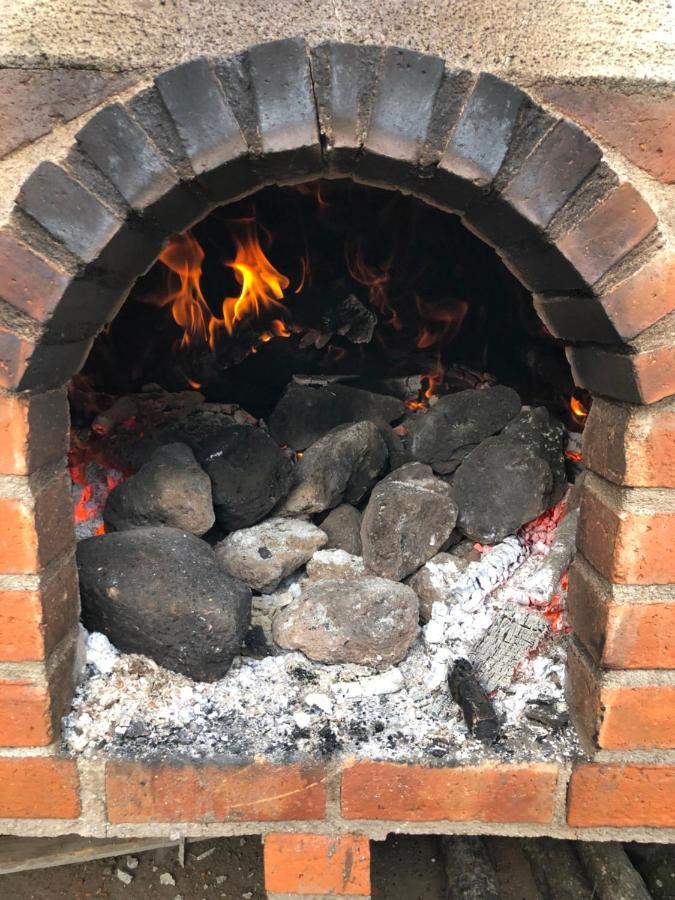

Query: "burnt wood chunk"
left=577, top=842, right=652, bottom=900
left=522, top=838, right=593, bottom=900
left=448, top=658, right=499, bottom=743
left=441, top=836, right=502, bottom=900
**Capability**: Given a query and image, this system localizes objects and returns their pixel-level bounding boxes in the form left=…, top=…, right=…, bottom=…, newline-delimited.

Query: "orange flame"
left=345, top=242, right=402, bottom=329
left=414, top=295, right=468, bottom=349
left=569, top=395, right=589, bottom=424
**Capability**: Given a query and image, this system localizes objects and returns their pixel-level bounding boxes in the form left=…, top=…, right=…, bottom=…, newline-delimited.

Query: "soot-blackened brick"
left=156, top=58, right=256, bottom=201
left=358, top=47, right=445, bottom=186
left=17, top=162, right=162, bottom=277
left=246, top=38, right=322, bottom=181
left=0, top=328, right=92, bottom=392
left=311, top=41, right=383, bottom=175
left=533, top=293, right=625, bottom=344
left=76, top=103, right=208, bottom=232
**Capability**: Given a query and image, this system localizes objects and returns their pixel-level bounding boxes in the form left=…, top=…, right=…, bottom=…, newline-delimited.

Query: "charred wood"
left=448, top=658, right=499, bottom=743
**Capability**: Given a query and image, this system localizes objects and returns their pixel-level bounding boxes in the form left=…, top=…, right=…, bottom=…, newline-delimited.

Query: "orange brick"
left=583, top=397, right=675, bottom=488
left=568, top=764, right=675, bottom=828
left=340, top=761, right=557, bottom=823
left=568, top=559, right=675, bottom=668
left=0, top=390, right=69, bottom=476
left=264, top=833, right=371, bottom=896
left=577, top=481, right=675, bottom=584
left=0, top=757, right=80, bottom=818
left=0, top=680, right=54, bottom=746
left=106, top=761, right=327, bottom=824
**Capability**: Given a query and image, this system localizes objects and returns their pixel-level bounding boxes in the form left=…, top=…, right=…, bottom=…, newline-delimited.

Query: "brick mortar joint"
left=570, top=636, right=675, bottom=688
left=0, top=627, right=78, bottom=682
left=572, top=554, right=675, bottom=604
left=0, top=546, right=77, bottom=593
left=0, top=457, right=68, bottom=500
left=584, top=470, right=675, bottom=513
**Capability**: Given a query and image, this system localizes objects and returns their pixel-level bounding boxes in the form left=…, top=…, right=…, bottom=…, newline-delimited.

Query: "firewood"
left=522, top=838, right=593, bottom=899
left=471, top=606, right=548, bottom=692
left=448, top=658, right=499, bottom=742
left=441, top=836, right=502, bottom=900
left=576, top=842, right=652, bottom=900
left=91, top=397, right=138, bottom=436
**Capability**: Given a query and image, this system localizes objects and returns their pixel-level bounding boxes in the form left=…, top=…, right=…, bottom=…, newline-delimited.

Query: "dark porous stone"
left=361, top=464, right=459, bottom=581
left=273, top=576, right=419, bottom=669
left=453, top=406, right=567, bottom=543
left=269, top=382, right=405, bottom=450
left=406, top=385, right=521, bottom=474
left=196, top=425, right=293, bottom=530
left=77, top=527, right=251, bottom=681
left=103, top=442, right=214, bottom=535
left=320, top=504, right=363, bottom=556
left=279, top=421, right=388, bottom=516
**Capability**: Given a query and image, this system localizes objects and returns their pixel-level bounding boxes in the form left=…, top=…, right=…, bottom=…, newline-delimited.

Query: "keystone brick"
left=156, top=58, right=254, bottom=201
left=568, top=764, right=675, bottom=828
left=341, top=761, right=557, bottom=823
left=77, top=103, right=208, bottom=232
left=0, top=757, right=80, bottom=819
left=582, top=396, right=675, bottom=488
left=106, top=761, right=326, bottom=823
left=246, top=38, right=322, bottom=182
left=567, top=342, right=675, bottom=405
left=0, top=328, right=92, bottom=391
left=577, top=476, right=675, bottom=584
left=0, top=472, right=74, bottom=575
left=358, top=47, right=445, bottom=186
left=264, top=833, right=371, bottom=896
left=0, top=390, right=68, bottom=476
left=568, top=557, right=675, bottom=668
left=556, top=183, right=657, bottom=286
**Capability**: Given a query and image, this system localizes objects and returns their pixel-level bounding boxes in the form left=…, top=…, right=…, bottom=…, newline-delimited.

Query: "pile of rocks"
left=76, top=380, right=570, bottom=687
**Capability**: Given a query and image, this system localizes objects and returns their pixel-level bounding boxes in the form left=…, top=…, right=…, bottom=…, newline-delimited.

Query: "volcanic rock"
left=77, top=527, right=251, bottom=681
left=453, top=406, right=567, bottom=543
left=361, top=464, right=459, bottom=581
left=279, top=421, right=388, bottom=516
left=408, top=551, right=471, bottom=622
left=273, top=576, right=419, bottom=668
left=215, top=518, right=327, bottom=593
left=319, top=504, right=363, bottom=555
left=306, top=549, right=367, bottom=580
left=406, top=385, right=521, bottom=474
left=196, top=424, right=293, bottom=530
left=269, top=382, right=405, bottom=450
left=103, top=443, right=214, bottom=535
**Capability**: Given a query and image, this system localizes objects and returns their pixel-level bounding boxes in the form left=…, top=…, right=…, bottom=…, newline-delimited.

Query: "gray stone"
left=361, top=464, right=459, bottom=581
left=215, top=518, right=327, bottom=593
left=319, top=504, right=363, bottom=555
left=453, top=406, right=567, bottom=543
left=103, top=442, right=214, bottom=535
left=406, top=385, right=521, bottom=474
left=196, top=425, right=293, bottom=530
left=269, top=382, right=405, bottom=450
left=306, top=549, right=367, bottom=580
left=408, top=552, right=471, bottom=622
left=77, top=527, right=251, bottom=681
left=279, top=421, right=388, bottom=516
left=273, top=576, right=419, bottom=668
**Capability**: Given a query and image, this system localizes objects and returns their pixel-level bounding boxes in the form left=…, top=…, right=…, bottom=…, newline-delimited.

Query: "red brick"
left=534, top=82, right=675, bottom=184
left=0, top=390, right=69, bottom=476
left=557, top=184, right=657, bottom=286
left=568, top=764, right=675, bottom=828
left=577, top=479, right=675, bottom=584
left=0, top=680, right=54, bottom=746
left=264, top=833, right=371, bottom=896
left=568, top=558, right=675, bottom=668
left=567, top=342, right=675, bottom=405
left=106, top=761, right=327, bottom=824
left=0, top=473, right=74, bottom=575
left=340, top=761, right=557, bottom=823
left=583, top=397, right=675, bottom=488
left=0, top=231, right=70, bottom=325
left=0, top=757, right=80, bottom=819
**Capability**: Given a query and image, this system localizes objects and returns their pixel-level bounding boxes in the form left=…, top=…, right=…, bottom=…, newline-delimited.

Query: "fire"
left=414, top=295, right=468, bottom=349
left=569, top=395, right=589, bottom=424
left=345, top=242, right=402, bottom=330
left=157, top=218, right=294, bottom=355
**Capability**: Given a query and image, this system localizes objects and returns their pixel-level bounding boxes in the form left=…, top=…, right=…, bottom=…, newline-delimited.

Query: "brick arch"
left=0, top=38, right=674, bottom=831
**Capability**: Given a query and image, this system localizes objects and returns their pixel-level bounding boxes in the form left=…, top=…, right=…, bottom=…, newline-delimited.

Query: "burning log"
left=448, top=658, right=499, bottom=743
left=470, top=606, right=549, bottom=693
left=91, top=396, right=138, bottom=437
left=441, top=836, right=502, bottom=900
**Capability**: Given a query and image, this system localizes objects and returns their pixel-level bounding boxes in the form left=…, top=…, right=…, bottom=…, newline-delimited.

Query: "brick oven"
left=0, top=3, right=674, bottom=896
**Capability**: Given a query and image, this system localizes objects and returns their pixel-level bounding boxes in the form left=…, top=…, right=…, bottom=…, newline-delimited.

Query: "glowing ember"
left=565, top=449, right=583, bottom=463
left=569, top=394, right=589, bottom=424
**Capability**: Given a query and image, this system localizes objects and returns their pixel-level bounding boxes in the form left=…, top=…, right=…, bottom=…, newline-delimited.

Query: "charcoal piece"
left=319, top=504, right=363, bottom=555
left=279, top=421, right=388, bottom=516
left=273, top=576, right=419, bottom=669
left=406, top=385, right=521, bottom=474
left=577, top=842, right=652, bottom=900
left=361, top=464, right=458, bottom=581
left=441, top=836, right=502, bottom=900
left=196, top=424, right=293, bottom=530
left=448, top=658, right=499, bottom=742
left=522, top=838, right=593, bottom=900
left=319, top=291, right=376, bottom=343
left=524, top=699, right=570, bottom=731
left=77, top=527, right=251, bottom=681
left=215, top=517, right=327, bottom=593
left=268, top=382, right=405, bottom=450
left=627, top=844, right=675, bottom=900
left=103, top=442, right=214, bottom=536
left=471, top=606, right=549, bottom=692
left=453, top=406, right=567, bottom=543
